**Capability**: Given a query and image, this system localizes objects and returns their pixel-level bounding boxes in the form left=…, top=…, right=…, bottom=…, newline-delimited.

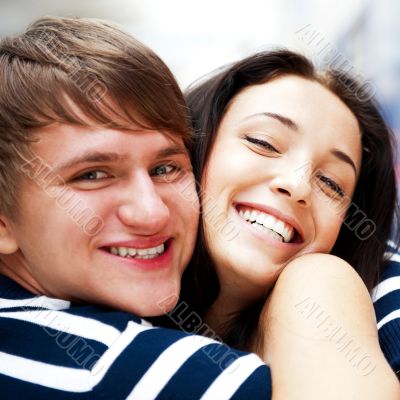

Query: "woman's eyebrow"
left=243, top=112, right=358, bottom=175
left=244, top=112, right=299, bottom=131
left=331, top=149, right=357, bottom=176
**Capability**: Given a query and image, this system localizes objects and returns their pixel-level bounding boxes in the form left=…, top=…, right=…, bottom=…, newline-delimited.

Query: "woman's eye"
left=318, top=175, right=345, bottom=198
left=245, top=135, right=279, bottom=153
left=74, top=170, right=109, bottom=181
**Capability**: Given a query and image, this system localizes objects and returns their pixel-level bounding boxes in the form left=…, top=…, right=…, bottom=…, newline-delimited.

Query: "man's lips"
left=100, top=236, right=171, bottom=249
left=99, top=238, right=174, bottom=266
left=99, top=236, right=173, bottom=260
left=234, top=202, right=304, bottom=243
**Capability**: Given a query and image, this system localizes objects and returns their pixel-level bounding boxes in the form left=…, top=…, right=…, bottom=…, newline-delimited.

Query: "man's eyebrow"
left=52, top=144, right=189, bottom=173
left=331, top=149, right=357, bottom=176
left=53, top=152, right=128, bottom=173
left=244, top=112, right=299, bottom=131
left=156, top=143, right=189, bottom=158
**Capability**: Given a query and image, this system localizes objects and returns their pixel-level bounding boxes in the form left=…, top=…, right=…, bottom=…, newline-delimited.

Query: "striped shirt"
left=373, top=241, right=400, bottom=376
left=0, top=274, right=271, bottom=399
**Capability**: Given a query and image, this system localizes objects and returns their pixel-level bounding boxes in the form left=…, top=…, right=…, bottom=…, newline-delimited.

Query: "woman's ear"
left=0, top=215, right=18, bottom=254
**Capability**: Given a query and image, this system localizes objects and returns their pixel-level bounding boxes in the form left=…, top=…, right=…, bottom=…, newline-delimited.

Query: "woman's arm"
left=255, top=253, right=399, bottom=399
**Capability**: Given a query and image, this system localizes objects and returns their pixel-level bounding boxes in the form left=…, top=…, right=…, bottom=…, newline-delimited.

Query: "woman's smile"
left=234, top=203, right=303, bottom=244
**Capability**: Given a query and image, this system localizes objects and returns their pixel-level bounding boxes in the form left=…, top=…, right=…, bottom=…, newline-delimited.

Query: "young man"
left=0, top=17, right=271, bottom=399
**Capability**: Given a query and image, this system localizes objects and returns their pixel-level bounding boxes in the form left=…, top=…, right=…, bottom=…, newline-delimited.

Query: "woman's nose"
left=117, top=173, right=170, bottom=234
left=269, top=164, right=312, bottom=206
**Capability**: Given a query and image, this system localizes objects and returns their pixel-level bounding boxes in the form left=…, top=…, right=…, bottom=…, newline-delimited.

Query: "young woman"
left=180, top=50, right=400, bottom=397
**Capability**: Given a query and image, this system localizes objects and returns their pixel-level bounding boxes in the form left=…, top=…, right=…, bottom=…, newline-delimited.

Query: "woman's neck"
left=204, top=284, right=264, bottom=338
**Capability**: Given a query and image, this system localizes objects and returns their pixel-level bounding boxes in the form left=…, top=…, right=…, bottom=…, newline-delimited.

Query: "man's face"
left=0, top=123, right=199, bottom=316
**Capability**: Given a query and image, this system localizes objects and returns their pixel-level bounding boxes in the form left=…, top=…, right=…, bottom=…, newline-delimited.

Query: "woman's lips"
left=233, top=208, right=304, bottom=252
left=234, top=202, right=304, bottom=243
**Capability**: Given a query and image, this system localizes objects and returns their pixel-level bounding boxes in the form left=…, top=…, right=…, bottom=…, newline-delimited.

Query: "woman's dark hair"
left=179, top=49, right=399, bottom=350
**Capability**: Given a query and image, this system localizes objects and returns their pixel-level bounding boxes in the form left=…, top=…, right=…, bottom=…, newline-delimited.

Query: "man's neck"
left=0, top=254, right=46, bottom=296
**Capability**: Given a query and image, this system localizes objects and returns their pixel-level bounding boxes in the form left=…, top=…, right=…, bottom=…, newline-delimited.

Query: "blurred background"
left=0, top=0, right=399, bottom=173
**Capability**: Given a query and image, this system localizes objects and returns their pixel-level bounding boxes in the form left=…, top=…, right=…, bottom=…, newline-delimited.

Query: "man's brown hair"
left=0, top=16, right=191, bottom=216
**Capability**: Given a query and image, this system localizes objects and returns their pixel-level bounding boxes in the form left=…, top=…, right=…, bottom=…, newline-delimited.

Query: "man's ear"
left=0, top=215, right=18, bottom=254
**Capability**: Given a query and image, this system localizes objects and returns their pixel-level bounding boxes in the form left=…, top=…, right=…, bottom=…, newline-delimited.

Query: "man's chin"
left=142, top=293, right=180, bottom=318
left=116, top=290, right=180, bottom=318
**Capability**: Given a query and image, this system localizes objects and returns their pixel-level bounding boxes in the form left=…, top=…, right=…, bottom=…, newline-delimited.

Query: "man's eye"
left=151, top=163, right=182, bottom=179
left=74, top=170, right=109, bottom=181
left=245, top=135, right=279, bottom=153
left=152, top=165, right=174, bottom=176
left=317, top=175, right=345, bottom=198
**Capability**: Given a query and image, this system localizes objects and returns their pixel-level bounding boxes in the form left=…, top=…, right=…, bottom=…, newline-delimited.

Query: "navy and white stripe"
left=373, top=242, right=400, bottom=375
left=0, top=274, right=271, bottom=399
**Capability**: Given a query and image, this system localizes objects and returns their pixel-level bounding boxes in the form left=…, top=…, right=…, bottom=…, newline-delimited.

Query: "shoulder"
left=93, top=322, right=271, bottom=399
left=265, top=253, right=376, bottom=336
left=259, top=253, right=400, bottom=399
left=0, top=295, right=272, bottom=399
left=281, top=252, right=362, bottom=280
left=276, top=253, right=371, bottom=307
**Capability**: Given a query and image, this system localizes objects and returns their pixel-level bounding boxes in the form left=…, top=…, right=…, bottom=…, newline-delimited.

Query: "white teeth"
left=118, top=247, right=128, bottom=257
left=264, top=214, right=275, bottom=228
left=254, top=224, right=283, bottom=242
left=128, top=248, right=137, bottom=257
left=269, top=229, right=283, bottom=242
left=255, top=213, right=265, bottom=225
left=282, top=226, right=291, bottom=240
left=109, top=243, right=165, bottom=259
left=274, top=220, right=285, bottom=237
left=239, top=208, right=295, bottom=243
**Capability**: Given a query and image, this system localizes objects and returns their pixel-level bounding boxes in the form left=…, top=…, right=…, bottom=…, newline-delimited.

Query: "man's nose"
left=117, top=173, right=170, bottom=234
left=269, top=164, right=313, bottom=206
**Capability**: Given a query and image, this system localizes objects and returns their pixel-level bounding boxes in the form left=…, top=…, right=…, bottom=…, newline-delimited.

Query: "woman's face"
left=202, top=75, right=362, bottom=300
